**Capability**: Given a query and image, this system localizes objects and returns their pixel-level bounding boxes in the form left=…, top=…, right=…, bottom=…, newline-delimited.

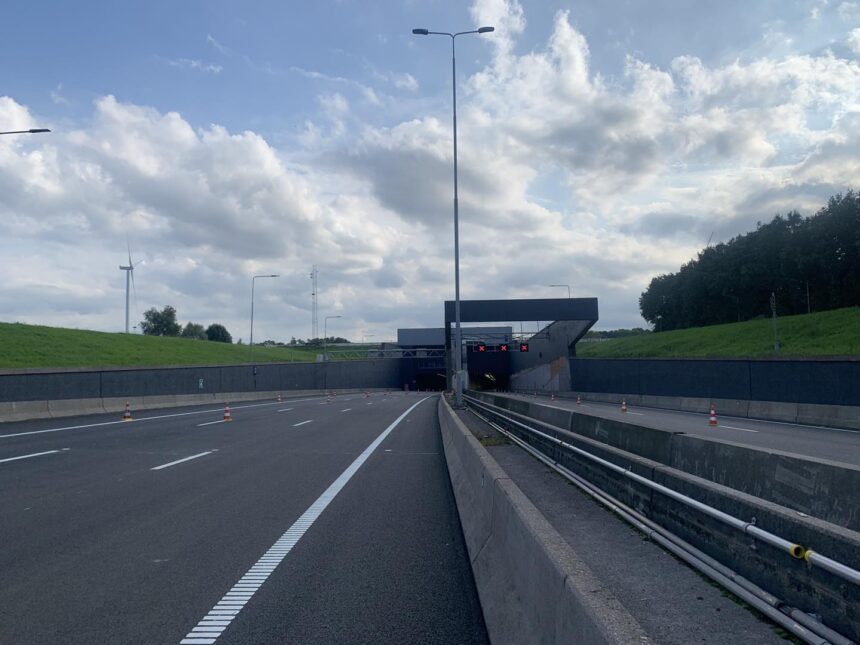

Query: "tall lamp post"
left=549, top=284, right=571, bottom=298
left=323, top=315, right=342, bottom=362
left=412, top=24, right=494, bottom=407
left=249, top=274, right=279, bottom=363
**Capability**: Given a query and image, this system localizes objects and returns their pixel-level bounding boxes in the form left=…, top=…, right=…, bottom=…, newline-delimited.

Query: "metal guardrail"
left=463, top=393, right=858, bottom=645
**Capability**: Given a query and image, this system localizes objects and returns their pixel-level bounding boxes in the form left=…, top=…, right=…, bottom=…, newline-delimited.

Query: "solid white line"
left=151, top=451, right=213, bottom=471
left=292, top=420, right=312, bottom=427
left=197, top=419, right=226, bottom=427
left=276, top=408, right=293, bottom=412
left=0, top=449, right=63, bottom=464
left=718, top=425, right=759, bottom=433
left=179, top=396, right=431, bottom=644
left=341, top=408, right=351, bottom=412
left=627, top=411, right=644, bottom=416
left=0, top=397, right=331, bottom=440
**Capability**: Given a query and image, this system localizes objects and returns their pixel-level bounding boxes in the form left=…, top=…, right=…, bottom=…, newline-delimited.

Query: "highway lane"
left=0, top=392, right=488, bottom=645
left=501, top=392, right=860, bottom=465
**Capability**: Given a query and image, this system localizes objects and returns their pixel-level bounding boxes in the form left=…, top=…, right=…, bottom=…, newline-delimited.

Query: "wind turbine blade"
left=127, top=238, right=133, bottom=268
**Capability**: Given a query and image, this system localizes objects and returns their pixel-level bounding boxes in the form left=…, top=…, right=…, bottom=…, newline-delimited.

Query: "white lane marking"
left=292, top=420, right=313, bottom=427
left=627, top=411, right=644, bottom=416
left=718, top=425, right=759, bottom=433
left=366, top=402, right=373, bottom=405
left=0, top=397, right=330, bottom=440
left=276, top=408, right=293, bottom=413
left=0, top=449, right=67, bottom=464
left=197, top=419, right=226, bottom=427
left=179, top=396, right=430, bottom=645
left=151, top=451, right=214, bottom=471
left=341, top=408, right=351, bottom=412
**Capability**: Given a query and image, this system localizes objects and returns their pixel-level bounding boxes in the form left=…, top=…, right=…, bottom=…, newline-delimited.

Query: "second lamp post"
left=412, top=24, right=494, bottom=406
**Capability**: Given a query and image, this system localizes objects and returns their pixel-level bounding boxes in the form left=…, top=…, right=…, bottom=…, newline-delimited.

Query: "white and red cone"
left=621, top=400, right=628, bottom=413
left=576, top=395, right=582, bottom=405
left=223, top=403, right=233, bottom=422
left=709, top=405, right=718, bottom=426
left=122, top=401, right=132, bottom=422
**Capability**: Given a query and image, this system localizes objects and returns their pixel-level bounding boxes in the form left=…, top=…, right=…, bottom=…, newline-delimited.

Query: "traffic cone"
left=551, top=392, right=557, bottom=401
left=709, top=405, right=718, bottom=426
left=277, top=393, right=282, bottom=403
left=576, top=395, right=582, bottom=405
left=122, top=401, right=132, bottom=422
left=223, top=403, right=232, bottom=422
left=621, top=400, right=628, bottom=413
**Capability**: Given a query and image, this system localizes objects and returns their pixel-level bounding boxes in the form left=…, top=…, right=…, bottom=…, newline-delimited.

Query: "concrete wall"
left=466, top=393, right=860, bottom=641
left=0, top=359, right=401, bottom=422
left=437, top=397, right=648, bottom=645
left=469, top=391, right=860, bottom=533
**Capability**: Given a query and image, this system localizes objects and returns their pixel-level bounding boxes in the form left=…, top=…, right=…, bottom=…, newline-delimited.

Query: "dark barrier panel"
left=570, top=358, right=860, bottom=406
left=0, top=371, right=101, bottom=402
left=0, top=359, right=401, bottom=403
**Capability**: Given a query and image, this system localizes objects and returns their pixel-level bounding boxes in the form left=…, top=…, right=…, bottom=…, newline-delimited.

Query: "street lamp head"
left=29, top=128, right=51, bottom=133
left=477, top=26, right=494, bottom=33
left=412, top=28, right=429, bottom=35
left=269, top=274, right=280, bottom=278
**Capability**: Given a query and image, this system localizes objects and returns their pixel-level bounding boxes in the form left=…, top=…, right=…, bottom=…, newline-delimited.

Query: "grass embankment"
left=0, top=322, right=351, bottom=369
left=577, top=307, right=860, bottom=359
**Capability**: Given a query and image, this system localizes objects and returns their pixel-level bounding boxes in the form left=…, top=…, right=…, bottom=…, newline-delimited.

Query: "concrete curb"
left=0, top=388, right=394, bottom=423
left=438, top=397, right=649, bottom=645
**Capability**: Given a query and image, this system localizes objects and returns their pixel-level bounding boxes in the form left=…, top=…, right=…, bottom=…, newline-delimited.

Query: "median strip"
left=151, top=451, right=214, bottom=471
left=178, top=396, right=430, bottom=645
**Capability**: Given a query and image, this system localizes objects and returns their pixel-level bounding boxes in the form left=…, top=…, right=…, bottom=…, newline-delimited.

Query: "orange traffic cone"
left=576, top=395, right=582, bottom=405
left=122, top=401, right=132, bottom=422
left=223, top=403, right=233, bottom=422
left=709, top=405, right=718, bottom=426
left=621, top=400, right=628, bottom=413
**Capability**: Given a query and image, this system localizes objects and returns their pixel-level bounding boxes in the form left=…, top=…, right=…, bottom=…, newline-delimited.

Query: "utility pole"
left=310, top=266, right=319, bottom=340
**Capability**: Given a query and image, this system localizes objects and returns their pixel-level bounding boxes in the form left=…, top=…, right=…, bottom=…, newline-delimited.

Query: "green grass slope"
left=0, top=322, right=331, bottom=369
left=577, top=307, right=860, bottom=359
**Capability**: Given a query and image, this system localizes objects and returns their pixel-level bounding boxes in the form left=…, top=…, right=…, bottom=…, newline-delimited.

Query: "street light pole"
left=0, top=128, right=51, bottom=136
left=249, top=274, right=279, bottom=363
left=323, top=315, right=343, bottom=362
left=549, top=284, right=571, bottom=298
left=412, top=25, right=494, bottom=407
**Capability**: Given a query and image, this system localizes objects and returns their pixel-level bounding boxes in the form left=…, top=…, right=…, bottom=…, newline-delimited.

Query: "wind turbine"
left=119, top=243, right=141, bottom=333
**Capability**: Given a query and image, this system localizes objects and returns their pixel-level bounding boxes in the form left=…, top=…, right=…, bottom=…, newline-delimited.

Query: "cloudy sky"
left=1, top=0, right=859, bottom=342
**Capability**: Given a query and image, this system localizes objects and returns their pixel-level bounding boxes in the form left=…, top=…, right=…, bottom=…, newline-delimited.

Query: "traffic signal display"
left=477, top=342, right=486, bottom=352
left=520, top=343, right=529, bottom=352
left=500, top=343, right=508, bottom=352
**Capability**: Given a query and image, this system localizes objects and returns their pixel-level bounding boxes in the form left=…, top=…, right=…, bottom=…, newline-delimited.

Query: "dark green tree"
left=180, top=322, right=207, bottom=340
left=206, top=323, right=232, bottom=343
left=140, top=306, right=182, bottom=336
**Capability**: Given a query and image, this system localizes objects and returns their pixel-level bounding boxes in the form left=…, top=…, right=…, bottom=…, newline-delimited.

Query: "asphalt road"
left=502, top=392, right=860, bottom=466
left=0, top=392, right=488, bottom=645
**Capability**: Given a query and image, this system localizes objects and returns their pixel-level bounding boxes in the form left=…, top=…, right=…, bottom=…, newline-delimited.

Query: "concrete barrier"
left=476, top=402, right=860, bottom=641
left=438, top=397, right=648, bottom=645
left=0, top=388, right=394, bottom=423
left=472, top=390, right=860, bottom=532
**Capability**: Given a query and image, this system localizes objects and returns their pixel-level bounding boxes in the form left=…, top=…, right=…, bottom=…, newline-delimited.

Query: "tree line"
left=140, top=305, right=232, bottom=343
left=639, top=191, right=860, bottom=331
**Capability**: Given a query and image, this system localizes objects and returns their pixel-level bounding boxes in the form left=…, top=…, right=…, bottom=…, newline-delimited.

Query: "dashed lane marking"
left=179, top=396, right=431, bottom=645
left=0, top=448, right=70, bottom=465
left=276, top=408, right=294, bottom=413
left=151, top=451, right=214, bottom=471
left=341, top=408, right=351, bottom=412
left=718, top=425, right=759, bottom=433
left=197, top=420, right=226, bottom=427
left=292, top=420, right=313, bottom=427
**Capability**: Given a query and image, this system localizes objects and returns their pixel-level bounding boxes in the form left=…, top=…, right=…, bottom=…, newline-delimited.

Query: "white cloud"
left=166, top=58, right=223, bottom=74
left=848, top=27, right=860, bottom=52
